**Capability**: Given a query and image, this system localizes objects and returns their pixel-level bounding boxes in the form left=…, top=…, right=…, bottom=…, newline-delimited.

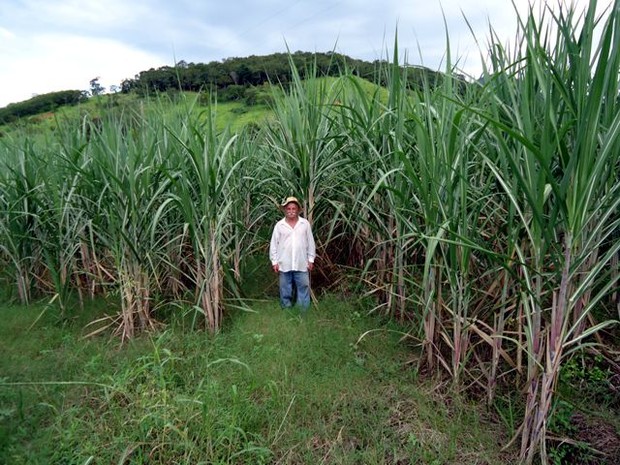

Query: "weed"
left=0, top=296, right=513, bottom=464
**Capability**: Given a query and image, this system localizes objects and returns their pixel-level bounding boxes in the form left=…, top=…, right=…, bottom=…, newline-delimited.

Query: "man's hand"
left=272, top=263, right=279, bottom=273
left=307, top=262, right=314, bottom=271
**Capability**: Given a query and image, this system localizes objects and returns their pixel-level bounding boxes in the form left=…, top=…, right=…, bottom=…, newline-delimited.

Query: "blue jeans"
left=279, top=271, right=311, bottom=309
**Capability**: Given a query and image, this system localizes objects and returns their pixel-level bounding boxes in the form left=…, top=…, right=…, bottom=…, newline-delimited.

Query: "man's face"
left=285, top=203, right=300, bottom=219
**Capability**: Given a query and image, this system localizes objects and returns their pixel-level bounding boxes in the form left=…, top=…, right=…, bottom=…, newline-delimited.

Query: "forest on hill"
left=0, top=51, right=449, bottom=125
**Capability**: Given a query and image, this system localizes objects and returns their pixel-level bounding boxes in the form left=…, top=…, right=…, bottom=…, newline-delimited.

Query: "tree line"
left=0, top=51, right=449, bottom=124
left=120, top=51, right=446, bottom=98
left=0, top=90, right=87, bottom=124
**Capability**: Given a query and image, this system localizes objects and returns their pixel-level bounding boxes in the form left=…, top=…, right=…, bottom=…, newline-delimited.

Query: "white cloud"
left=0, top=27, right=15, bottom=40
left=0, top=33, right=167, bottom=107
left=17, top=0, right=145, bottom=28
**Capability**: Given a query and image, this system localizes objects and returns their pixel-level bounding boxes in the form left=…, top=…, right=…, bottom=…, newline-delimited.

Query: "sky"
left=0, top=0, right=614, bottom=108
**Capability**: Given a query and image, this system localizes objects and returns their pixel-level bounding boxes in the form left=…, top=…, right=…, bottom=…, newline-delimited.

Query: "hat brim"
left=281, top=201, right=301, bottom=209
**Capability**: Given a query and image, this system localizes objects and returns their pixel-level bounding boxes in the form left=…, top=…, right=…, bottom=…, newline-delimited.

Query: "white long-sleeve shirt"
left=269, top=217, right=316, bottom=272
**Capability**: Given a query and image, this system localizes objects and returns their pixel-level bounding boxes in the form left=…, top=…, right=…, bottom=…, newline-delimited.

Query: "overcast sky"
left=0, top=0, right=613, bottom=108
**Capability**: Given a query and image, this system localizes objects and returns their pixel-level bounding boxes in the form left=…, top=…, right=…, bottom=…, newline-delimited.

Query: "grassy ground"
left=0, top=91, right=273, bottom=138
left=0, top=293, right=514, bottom=464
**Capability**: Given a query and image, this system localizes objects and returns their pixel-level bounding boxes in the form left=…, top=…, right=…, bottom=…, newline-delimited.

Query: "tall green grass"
left=475, top=2, right=620, bottom=461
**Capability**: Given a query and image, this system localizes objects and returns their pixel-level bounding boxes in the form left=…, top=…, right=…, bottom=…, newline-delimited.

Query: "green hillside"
left=0, top=74, right=388, bottom=139
left=0, top=50, right=427, bottom=136
left=0, top=91, right=266, bottom=137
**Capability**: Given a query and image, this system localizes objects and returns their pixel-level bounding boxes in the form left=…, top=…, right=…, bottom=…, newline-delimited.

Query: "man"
left=269, top=196, right=316, bottom=310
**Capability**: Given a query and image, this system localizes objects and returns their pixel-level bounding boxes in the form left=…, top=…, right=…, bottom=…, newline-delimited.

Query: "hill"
left=0, top=50, right=447, bottom=132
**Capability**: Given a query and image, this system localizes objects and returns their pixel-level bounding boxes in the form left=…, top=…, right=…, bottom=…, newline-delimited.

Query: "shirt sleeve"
left=306, top=222, right=316, bottom=263
left=269, top=224, right=279, bottom=265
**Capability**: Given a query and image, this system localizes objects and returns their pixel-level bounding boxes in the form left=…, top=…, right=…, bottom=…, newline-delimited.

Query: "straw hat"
left=280, top=196, right=302, bottom=209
